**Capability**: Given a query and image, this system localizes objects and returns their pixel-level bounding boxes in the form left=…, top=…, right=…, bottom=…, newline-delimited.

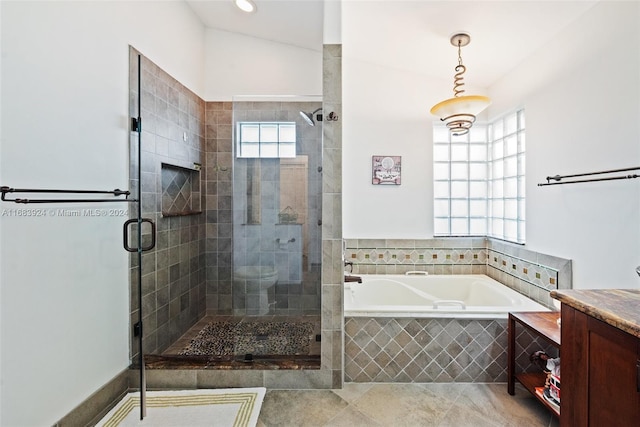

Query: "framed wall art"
left=372, top=155, right=401, bottom=185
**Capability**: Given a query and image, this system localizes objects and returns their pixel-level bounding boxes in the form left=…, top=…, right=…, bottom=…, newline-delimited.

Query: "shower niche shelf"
left=160, top=163, right=202, bottom=217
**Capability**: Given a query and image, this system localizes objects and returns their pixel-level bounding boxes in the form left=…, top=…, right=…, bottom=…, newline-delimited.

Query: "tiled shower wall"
left=321, top=44, right=344, bottom=388
left=203, top=102, right=234, bottom=313
left=202, top=101, right=325, bottom=316
left=344, top=237, right=571, bottom=309
left=129, top=48, right=206, bottom=358
left=230, top=101, right=323, bottom=316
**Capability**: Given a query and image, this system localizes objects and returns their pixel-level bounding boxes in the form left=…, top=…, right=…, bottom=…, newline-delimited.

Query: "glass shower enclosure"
left=130, top=50, right=323, bottom=381
left=227, top=96, right=323, bottom=360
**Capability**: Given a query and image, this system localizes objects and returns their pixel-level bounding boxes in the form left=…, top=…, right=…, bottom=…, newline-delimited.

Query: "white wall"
left=0, top=1, right=204, bottom=425
left=490, top=1, right=640, bottom=289
left=342, top=1, right=640, bottom=289
left=203, top=28, right=322, bottom=100
left=342, top=58, right=435, bottom=238
left=323, top=0, right=341, bottom=45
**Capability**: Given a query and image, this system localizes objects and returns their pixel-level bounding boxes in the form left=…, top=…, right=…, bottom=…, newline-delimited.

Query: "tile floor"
left=257, top=382, right=559, bottom=427
left=157, top=316, right=558, bottom=426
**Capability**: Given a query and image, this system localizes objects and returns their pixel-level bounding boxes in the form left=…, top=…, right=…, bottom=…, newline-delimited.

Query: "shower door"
left=128, top=47, right=209, bottom=417
left=229, top=96, right=323, bottom=358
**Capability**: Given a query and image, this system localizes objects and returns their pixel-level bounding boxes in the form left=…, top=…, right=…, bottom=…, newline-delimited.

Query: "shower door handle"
left=123, top=218, right=156, bottom=252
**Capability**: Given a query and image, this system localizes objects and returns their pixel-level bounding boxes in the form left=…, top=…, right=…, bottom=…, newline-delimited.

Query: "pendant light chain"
left=453, top=40, right=466, bottom=98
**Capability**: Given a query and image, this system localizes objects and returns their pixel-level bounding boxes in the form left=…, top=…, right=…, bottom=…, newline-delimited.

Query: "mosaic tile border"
left=344, top=239, right=486, bottom=275
left=344, top=238, right=572, bottom=310
left=487, top=249, right=558, bottom=291
left=485, top=239, right=571, bottom=309
left=348, top=248, right=487, bottom=266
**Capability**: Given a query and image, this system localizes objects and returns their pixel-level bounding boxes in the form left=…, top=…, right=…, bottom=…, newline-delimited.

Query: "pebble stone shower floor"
left=145, top=315, right=322, bottom=369
left=178, top=320, right=315, bottom=356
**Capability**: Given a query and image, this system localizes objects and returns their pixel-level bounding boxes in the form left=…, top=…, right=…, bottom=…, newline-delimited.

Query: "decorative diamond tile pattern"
left=345, top=317, right=554, bottom=383
left=161, top=164, right=200, bottom=215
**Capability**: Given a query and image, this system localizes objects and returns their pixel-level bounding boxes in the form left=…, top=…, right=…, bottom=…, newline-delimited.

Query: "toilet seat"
left=234, top=266, right=278, bottom=280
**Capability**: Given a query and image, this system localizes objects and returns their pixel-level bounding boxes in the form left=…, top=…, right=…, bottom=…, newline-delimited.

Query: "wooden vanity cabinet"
left=560, top=304, right=640, bottom=426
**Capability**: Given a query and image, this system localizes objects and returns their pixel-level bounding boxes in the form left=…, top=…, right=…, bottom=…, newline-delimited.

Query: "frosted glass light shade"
left=431, top=95, right=491, bottom=136
left=430, top=95, right=491, bottom=119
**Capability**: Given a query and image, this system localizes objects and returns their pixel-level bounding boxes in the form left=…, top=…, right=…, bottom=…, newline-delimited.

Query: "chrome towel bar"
left=538, top=166, right=639, bottom=186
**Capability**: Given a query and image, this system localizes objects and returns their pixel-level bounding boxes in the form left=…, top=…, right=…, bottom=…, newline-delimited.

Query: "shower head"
left=299, top=107, right=322, bottom=126
left=636, top=265, right=640, bottom=277
left=299, top=111, right=315, bottom=126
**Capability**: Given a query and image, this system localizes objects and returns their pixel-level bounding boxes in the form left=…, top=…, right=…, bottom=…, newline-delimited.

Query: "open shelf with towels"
left=507, top=311, right=561, bottom=418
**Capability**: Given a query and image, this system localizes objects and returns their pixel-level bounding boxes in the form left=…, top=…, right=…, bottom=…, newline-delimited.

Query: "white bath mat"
left=96, top=388, right=266, bottom=427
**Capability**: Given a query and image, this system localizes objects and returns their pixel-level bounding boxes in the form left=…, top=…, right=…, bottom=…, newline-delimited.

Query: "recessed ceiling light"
left=234, top=0, right=256, bottom=13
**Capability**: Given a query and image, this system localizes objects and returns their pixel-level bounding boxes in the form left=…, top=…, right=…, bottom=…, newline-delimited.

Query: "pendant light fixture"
left=430, top=33, right=490, bottom=136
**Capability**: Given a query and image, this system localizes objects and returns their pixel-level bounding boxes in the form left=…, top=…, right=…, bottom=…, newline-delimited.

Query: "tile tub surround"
left=344, top=238, right=572, bottom=309
left=344, top=317, right=558, bottom=383
left=344, top=238, right=487, bottom=276
left=485, top=240, right=571, bottom=309
left=343, top=238, right=567, bottom=384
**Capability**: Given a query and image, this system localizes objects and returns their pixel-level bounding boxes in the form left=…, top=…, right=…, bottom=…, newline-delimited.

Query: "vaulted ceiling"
left=186, top=0, right=598, bottom=87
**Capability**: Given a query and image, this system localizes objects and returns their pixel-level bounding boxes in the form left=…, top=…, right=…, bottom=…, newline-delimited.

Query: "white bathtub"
left=344, top=274, right=549, bottom=319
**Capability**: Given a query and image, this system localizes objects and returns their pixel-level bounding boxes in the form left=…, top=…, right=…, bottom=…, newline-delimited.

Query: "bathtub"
left=344, top=273, right=553, bottom=382
left=344, top=274, right=549, bottom=319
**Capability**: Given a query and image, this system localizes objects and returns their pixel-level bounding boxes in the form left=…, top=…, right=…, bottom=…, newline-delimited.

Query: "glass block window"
left=433, top=109, right=525, bottom=244
left=433, top=125, right=489, bottom=237
left=488, top=110, right=526, bottom=243
left=236, top=122, right=296, bottom=158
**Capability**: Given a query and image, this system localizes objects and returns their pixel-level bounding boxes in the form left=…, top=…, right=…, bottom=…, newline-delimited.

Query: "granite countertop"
left=550, top=289, right=640, bottom=339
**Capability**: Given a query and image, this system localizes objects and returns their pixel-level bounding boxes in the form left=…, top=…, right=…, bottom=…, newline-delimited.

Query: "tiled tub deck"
left=345, top=316, right=556, bottom=383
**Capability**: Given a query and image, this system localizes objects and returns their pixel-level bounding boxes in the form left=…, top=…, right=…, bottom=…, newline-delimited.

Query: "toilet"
left=233, top=266, right=278, bottom=315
